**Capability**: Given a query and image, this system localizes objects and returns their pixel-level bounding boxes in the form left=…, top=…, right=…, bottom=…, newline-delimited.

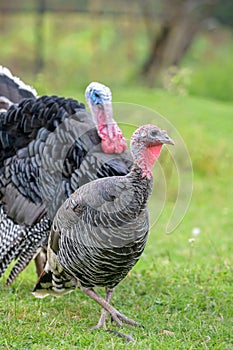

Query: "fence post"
left=35, top=0, right=45, bottom=74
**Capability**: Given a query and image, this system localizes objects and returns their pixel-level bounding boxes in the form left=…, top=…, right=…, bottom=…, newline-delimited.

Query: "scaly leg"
left=91, top=288, right=114, bottom=329
left=81, top=287, right=141, bottom=328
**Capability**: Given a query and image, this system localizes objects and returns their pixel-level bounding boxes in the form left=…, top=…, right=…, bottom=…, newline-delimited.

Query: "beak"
left=157, top=130, right=175, bottom=145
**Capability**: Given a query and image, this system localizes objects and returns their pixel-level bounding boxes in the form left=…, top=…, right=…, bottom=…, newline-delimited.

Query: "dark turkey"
left=0, top=79, right=132, bottom=285
left=33, top=124, right=174, bottom=332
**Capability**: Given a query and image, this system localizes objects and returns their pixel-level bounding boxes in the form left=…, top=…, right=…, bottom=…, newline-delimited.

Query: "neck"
left=96, top=109, right=116, bottom=153
left=134, top=144, right=163, bottom=179
left=127, top=163, right=153, bottom=210
left=90, top=105, right=127, bottom=154
left=96, top=108, right=114, bottom=139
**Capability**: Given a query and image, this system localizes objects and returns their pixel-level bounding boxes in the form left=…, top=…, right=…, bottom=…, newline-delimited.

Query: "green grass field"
left=0, top=87, right=232, bottom=349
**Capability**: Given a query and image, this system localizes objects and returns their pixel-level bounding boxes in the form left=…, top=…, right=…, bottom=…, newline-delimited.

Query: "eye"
left=93, top=91, right=100, bottom=99
left=150, top=129, right=158, bottom=138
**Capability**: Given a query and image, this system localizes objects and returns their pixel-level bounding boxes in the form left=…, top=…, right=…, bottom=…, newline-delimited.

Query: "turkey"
left=33, top=124, right=174, bottom=332
left=0, top=82, right=132, bottom=285
left=0, top=65, right=37, bottom=109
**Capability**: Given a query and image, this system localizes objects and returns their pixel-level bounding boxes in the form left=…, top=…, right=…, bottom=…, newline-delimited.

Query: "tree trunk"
left=141, top=0, right=220, bottom=86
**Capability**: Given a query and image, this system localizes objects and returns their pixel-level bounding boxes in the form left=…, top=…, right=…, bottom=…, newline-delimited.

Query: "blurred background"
left=0, top=0, right=232, bottom=101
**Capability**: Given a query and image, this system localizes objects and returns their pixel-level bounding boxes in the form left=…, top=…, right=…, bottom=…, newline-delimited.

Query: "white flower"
left=188, top=238, right=195, bottom=243
left=192, top=227, right=200, bottom=236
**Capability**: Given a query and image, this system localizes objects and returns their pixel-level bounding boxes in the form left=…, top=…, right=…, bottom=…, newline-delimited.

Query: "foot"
left=107, top=309, right=141, bottom=327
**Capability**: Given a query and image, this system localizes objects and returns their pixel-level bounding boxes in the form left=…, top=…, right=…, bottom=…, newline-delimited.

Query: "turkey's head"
left=131, top=124, right=174, bottom=179
left=85, top=82, right=127, bottom=154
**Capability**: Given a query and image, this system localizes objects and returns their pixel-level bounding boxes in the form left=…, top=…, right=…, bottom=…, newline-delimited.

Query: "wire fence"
left=0, top=0, right=162, bottom=76
left=0, top=0, right=164, bottom=17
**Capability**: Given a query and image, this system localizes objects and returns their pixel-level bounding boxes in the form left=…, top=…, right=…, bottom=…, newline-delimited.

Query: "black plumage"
left=0, top=75, right=132, bottom=284
left=0, top=65, right=37, bottom=105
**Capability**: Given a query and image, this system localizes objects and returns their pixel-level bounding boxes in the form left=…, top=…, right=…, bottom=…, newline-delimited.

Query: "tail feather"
left=0, top=65, right=37, bottom=103
left=32, top=270, right=54, bottom=296
left=0, top=96, right=13, bottom=111
left=6, top=228, right=49, bottom=285
left=32, top=269, right=76, bottom=298
left=0, top=247, right=20, bottom=278
left=0, top=206, right=50, bottom=284
left=6, top=245, right=40, bottom=285
left=0, top=221, right=24, bottom=278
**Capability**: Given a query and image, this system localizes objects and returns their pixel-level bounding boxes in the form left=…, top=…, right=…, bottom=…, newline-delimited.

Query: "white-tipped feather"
left=0, top=96, right=13, bottom=111
left=0, top=65, right=37, bottom=97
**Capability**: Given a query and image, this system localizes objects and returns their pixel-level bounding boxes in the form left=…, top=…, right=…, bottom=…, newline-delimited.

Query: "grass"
left=0, top=87, right=232, bottom=349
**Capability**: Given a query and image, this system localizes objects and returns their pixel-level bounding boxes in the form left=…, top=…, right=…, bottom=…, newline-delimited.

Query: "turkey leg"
left=90, top=288, right=114, bottom=329
left=81, top=287, right=141, bottom=328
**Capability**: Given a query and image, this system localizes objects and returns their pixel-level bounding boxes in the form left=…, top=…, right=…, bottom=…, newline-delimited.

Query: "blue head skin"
left=85, top=82, right=127, bottom=154
left=85, top=82, right=112, bottom=108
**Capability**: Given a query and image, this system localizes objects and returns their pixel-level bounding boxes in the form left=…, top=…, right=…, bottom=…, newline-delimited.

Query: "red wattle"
left=146, top=145, right=163, bottom=166
left=139, top=145, right=163, bottom=178
left=101, top=137, right=127, bottom=154
left=97, top=110, right=127, bottom=154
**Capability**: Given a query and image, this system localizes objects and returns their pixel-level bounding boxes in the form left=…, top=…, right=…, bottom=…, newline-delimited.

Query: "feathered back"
left=0, top=95, right=86, bottom=167
left=0, top=95, right=132, bottom=226
left=0, top=65, right=37, bottom=103
left=0, top=85, right=132, bottom=285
